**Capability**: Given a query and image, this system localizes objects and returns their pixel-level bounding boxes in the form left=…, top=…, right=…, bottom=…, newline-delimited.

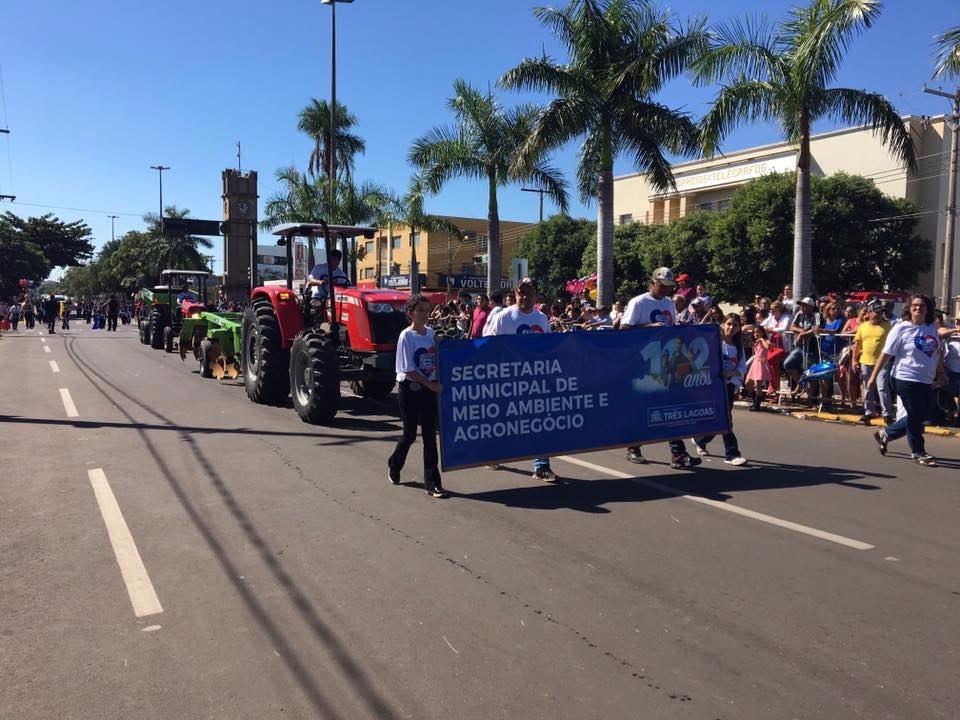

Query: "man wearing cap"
left=782, top=296, right=821, bottom=399
left=852, top=299, right=893, bottom=424
left=675, top=273, right=695, bottom=304
left=488, top=277, right=558, bottom=482
left=620, top=267, right=702, bottom=469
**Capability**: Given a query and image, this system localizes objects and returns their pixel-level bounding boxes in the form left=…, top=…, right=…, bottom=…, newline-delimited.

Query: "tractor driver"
left=307, top=249, right=348, bottom=304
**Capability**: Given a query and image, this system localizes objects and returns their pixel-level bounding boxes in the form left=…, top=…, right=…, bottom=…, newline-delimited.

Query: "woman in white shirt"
left=868, top=295, right=941, bottom=466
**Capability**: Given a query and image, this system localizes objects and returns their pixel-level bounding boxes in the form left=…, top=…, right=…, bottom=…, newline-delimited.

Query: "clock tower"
left=221, top=169, right=258, bottom=301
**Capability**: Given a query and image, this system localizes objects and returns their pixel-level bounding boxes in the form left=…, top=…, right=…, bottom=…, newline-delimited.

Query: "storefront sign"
left=380, top=273, right=427, bottom=289
left=437, top=325, right=730, bottom=470
left=437, top=274, right=514, bottom=291
left=651, top=153, right=797, bottom=197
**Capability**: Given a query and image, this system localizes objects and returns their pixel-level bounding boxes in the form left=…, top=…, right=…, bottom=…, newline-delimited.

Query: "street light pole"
left=521, top=187, right=547, bottom=224
left=321, top=0, right=354, bottom=217
left=150, top=165, right=170, bottom=239
left=108, top=214, right=118, bottom=243
left=924, top=86, right=960, bottom=313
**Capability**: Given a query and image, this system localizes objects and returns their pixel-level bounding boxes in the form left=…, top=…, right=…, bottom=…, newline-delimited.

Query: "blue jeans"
left=533, top=458, right=551, bottom=472
left=860, top=363, right=892, bottom=417
left=884, top=378, right=933, bottom=456
left=695, top=383, right=741, bottom=459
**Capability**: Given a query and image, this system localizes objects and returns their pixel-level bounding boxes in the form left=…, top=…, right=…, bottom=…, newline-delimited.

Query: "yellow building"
left=355, top=215, right=535, bottom=295
left=613, top=115, right=958, bottom=307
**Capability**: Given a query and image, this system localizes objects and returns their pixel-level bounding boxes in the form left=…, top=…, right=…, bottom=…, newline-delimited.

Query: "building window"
left=718, top=198, right=731, bottom=211
left=364, top=241, right=374, bottom=256
left=619, top=213, right=633, bottom=226
left=477, top=234, right=488, bottom=252
left=412, top=232, right=421, bottom=247
left=363, top=267, right=374, bottom=279
left=698, top=201, right=714, bottom=212
left=391, top=235, right=401, bottom=250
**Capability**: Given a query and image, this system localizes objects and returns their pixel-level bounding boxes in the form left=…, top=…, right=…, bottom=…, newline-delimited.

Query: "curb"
left=732, top=401, right=960, bottom=438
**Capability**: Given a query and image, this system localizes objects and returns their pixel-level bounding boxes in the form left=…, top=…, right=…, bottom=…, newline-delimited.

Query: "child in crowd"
left=694, top=313, right=748, bottom=466
left=744, top=325, right=772, bottom=411
left=388, top=295, right=446, bottom=498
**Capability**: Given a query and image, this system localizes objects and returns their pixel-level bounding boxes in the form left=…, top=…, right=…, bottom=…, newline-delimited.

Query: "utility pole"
left=521, top=187, right=546, bottom=224
left=150, top=165, right=170, bottom=240
left=0, top=128, right=13, bottom=201
left=923, top=85, right=960, bottom=313
left=108, top=214, right=118, bottom=243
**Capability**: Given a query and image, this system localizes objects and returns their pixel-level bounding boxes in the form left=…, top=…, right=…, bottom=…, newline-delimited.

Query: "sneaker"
left=692, top=440, right=710, bottom=457
left=670, top=453, right=702, bottom=470
left=388, top=467, right=400, bottom=485
left=486, top=464, right=502, bottom=470
left=859, top=414, right=874, bottom=425
left=724, top=456, right=748, bottom=466
left=873, top=430, right=887, bottom=456
left=533, top=467, right=558, bottom=482
left=913, top=454, right=937, bottom=467
left=424, top=484, right=448, bottom=498
left=624, top=447, right=647, bottom=464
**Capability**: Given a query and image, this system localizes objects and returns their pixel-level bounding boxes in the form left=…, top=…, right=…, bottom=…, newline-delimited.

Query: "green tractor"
left=137, top=269, right=213, bottom=353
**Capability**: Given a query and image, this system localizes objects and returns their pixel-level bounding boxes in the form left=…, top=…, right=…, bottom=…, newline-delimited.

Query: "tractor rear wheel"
left=163, top=326, right=174, bottom=353
left=242, top=297, right=289, bottom=405
left=290, top=331, right=340, bottom=424
left=149, top=309, right=164, bottom=350
left=199, top=339, right=214, bottom=378
left=349, top=379, right=395, bottom=399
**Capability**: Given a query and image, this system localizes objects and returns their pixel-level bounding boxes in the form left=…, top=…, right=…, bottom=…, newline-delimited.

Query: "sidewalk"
left=733, top=400, right=960, bottom=438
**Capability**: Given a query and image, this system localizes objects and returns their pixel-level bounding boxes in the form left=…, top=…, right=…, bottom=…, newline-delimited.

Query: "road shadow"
left=461, top=460, right=889, bottom=514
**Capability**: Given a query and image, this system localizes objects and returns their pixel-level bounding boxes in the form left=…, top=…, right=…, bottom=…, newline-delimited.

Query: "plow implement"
left=179, top=311, right=244, bottom=380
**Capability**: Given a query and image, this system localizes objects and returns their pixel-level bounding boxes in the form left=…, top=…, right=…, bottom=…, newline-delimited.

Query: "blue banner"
left=438, top=325, right=732, bottom=470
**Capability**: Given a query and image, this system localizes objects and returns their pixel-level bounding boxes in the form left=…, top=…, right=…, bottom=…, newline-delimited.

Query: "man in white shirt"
left=306, top=249, right=348, bottom=303
left=481, top=289, right=507, bottom=337
left=488, top=277, right=557, bottom=481
left=620, top=267, right=701, bottom=470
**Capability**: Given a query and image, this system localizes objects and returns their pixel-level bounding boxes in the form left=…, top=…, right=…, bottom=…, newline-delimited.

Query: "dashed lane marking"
left=87, top=469, right=163, bottom=618
left=555, top=455, right=874, bottom=551
left=43, top=346, right=51, bottom=353
left=58, top=388, right=79, bottom=417
left=49, top=361, right=60, bottom=373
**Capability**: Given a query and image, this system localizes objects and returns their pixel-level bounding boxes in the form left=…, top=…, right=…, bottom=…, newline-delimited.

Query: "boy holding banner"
left=620, top=267, right=702, bottom=470
left=488, top=277, right=558, bottom=482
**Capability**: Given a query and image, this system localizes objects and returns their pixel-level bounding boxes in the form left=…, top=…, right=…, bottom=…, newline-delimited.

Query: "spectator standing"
left=744, top=325, right=772, bottom=411
left=469, top=293, right=490, bottom=338
left=488, top=277, right=558, bottom=482
left=387, top=295, right=446, bottom=498
left=783, top=297, right=821, bottom=401
left=104, top=294, right=120, bottom=331
left=482, top=290, right=507, bottom=336
left=675, top=273, right=695, bottom=303
left=610, top=300, right=624, bottom=329
left=780, top=284, right=796, bottom=313
left=869, top=295, right=941, bottom=466
left=21, top=297, right=35, bottom=329
left=620, top=267, right=701, bottom=469
left=7, top=301, right=21, bottom=330
left=43, top=297, right=58, bottom=334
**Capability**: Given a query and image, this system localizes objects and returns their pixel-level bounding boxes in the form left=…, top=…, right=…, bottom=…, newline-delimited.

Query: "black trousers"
left=107, top=314, right=118, bottom=331
left=389, top=382, right=440, bottom=483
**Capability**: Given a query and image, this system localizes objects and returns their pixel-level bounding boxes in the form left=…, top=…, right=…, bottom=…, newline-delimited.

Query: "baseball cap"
left=676, top=273, right=690, bottom=282
left=866, top=299, right=884, bottom=313
left=652, top=267, right=677, bottom=286
left=799, top=296, right=816, bottom=306
left=516, top=277, right=538, bottom=291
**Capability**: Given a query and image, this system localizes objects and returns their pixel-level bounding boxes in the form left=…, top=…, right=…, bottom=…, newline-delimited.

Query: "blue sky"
left=1, top=0, right=958, bottom=272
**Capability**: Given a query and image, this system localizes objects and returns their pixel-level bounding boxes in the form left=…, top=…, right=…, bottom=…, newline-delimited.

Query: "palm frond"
left=817, top=87, right=917, bottom=171
left=691, top=14, right=783, bottom=86
left=699, top=79, right=781, bottom=155
left=789, top=0, right=880, bottom=90
left=932, top=26, right=960, bottom=80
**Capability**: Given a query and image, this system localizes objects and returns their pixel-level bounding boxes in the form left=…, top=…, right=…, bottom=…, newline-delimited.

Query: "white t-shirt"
left=881, top=321, right=941, bottom=384
left=308, top=263, right=348, bottom=299
left=395, top=326, right=438, bottom=382
left=621, top=292, right=675, bottom=327
left=481, top=305, right=505, bottom=337
left=943, top=336, right=960, bottom=373
left=488, top=306, right=551, bottom=335
left=721, top=340, right=746, bottom=388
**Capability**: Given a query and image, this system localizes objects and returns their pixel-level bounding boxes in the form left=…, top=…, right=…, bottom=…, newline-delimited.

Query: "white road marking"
left=59, top=388, right=79, bottom=417
left=87, top=469, right=163, bottom=618
left=43, top=346, right=51, bottom=353
left=49, top=361, right=60, bottom=373
left=556, top=455, right=874, bottom=551
left=40, top=338, right=46, bottom=344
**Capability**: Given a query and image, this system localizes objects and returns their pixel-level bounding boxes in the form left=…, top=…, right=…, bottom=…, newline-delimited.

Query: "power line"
left=6, top=200, right=142, bottom=217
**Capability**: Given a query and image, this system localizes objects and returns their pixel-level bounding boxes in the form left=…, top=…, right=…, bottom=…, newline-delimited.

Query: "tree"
left=579, top=221, right=654, bottom=303
left=297, top=99, right=366, bottom=180
left=933, top=26, right=960, bottom=80
left=633, top=211, right=718, bottom=288
left=514, top=214, right=593, bottom=301
left=0, top=211, right=94, bottom=278
left=409, top=79, right=568, bottom=294
left=501, top=0, right=708, bottom=307
left=694, top=0, right=916, bottom=300
left=142, top=206, right=213, bottom=278
left=0, top=217, right=47, bottom=294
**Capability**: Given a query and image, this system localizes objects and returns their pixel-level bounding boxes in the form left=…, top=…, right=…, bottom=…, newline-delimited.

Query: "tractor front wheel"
left=242, top=297, right=289, bottom=405
left=290, top=331, right=339, bottom=425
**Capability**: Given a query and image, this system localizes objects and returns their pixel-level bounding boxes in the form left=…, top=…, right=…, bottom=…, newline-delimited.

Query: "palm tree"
left=933, top=26, right=960, bottom=80
left=143, top=206, right=213, bottom=278
left=694, top=0, right=916, bottom=299
left=501, top=0, right=708, bottom=306
left=297, top=98, right=366, bottom=180
left=409, top=79, right=568, bottom=295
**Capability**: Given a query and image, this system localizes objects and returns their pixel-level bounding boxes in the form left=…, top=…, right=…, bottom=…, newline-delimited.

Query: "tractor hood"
left=334, top=288, right=409, bottom=305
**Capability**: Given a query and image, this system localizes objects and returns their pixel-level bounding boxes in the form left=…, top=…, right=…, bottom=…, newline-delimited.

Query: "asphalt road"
left=1, top=320, right=958, bottom=720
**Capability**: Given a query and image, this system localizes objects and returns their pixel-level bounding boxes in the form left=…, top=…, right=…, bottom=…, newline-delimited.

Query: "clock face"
left=236, top=200, right=250, bottom=216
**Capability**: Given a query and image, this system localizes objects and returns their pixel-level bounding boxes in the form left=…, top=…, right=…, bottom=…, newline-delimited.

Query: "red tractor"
left=242, top=222, right=410, bottom=424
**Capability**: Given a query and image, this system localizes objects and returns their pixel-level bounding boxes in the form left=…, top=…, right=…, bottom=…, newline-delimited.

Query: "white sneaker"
left=691, top=439, right=709, bottom=457
left=724, top=456, right=748, bottom=466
